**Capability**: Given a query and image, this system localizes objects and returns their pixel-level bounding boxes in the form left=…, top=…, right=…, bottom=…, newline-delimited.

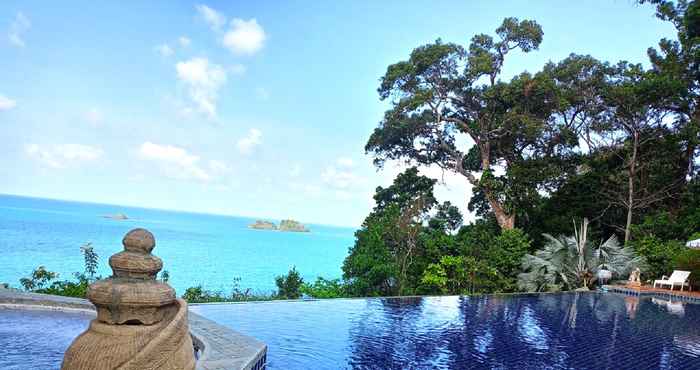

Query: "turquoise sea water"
left=0, top=194, right=355, bottom=295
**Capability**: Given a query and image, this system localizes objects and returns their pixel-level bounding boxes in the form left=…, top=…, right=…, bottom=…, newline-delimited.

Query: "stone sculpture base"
left=61, top=299, right=195, bottom=370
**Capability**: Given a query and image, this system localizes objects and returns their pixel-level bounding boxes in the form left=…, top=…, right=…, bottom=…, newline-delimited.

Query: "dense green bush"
left=628, top=236, right=685, bottom=281
left=672, top=249, right=700, bottom=289
left=300, top=277, right=348, bottom=298
left=275, top=266, right=304, bottom=299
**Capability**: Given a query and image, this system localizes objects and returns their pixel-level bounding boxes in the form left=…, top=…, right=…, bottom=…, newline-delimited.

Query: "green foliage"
left=419, top=256, right=498, bottom=295
left=629, top=236, right=685, bottom=281
left=182, top=277, right=272, bottom=303
left=19, top=266, right=58, bottom=291
left=672, top=249, right=700, bottom=288
left=80, top=243, right=98, bottom=279
left=275, top=266, right=304, bottom=299
left=300, top=277, right=348, bottom=298
left=486, top=229, right=532, bottom=291
left=19, top=242, right=102, bottom=298
left=519, top=220, right=644, bottom=291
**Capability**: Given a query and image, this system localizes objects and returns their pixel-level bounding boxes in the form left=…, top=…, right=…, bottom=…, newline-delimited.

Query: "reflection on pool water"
left=0, top=308, right=92, bottom=370
left=192, top=293, right=700, bottom=370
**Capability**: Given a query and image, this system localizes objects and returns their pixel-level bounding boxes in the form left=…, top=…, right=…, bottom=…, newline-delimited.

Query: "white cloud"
left=155, top=43, right=174, bottom=57
left=237, top=128, right=263, bottom=155
left=0, top=94, right=17, bottom=110
left=196, top=4, right=226, bottom=31
left=208, top=159, right=230, bottom=175
left=223, top=18, right=266, bottom=55
left=337, top=157, right=354, bottom=168
left=176, top=57, right=227, bottom=118
left=25, top=143, right=103, bottom=169
left=84, top=108, right=103, bottom=126
left=8, top=12, right=30, bottom=48
left=321, top=166, right=358, bottom=189
left=139, top=141, right=215, bottom=182
left=178, top=36, right=191, bottom=47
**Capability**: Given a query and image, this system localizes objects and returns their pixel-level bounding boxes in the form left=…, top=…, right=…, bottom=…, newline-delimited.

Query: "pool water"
left=0, top=308, right=92, bottom=370
left=192, top=293, right=700, bottom=370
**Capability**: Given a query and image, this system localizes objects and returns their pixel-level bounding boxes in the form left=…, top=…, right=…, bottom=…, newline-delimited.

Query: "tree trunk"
left=624, top=131, right=639, bottom=244
left=487, top=193, right=515, bottom=230
left=479, top=142, right=516, bottom=230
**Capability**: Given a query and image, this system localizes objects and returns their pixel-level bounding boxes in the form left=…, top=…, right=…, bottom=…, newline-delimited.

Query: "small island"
left=249, top=219, right=310, bottom=232
left=103, top=213, right=128, bottom=220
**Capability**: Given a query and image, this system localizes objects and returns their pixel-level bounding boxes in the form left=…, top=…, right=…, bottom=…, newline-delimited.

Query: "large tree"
left=366, top=18, right=570, bottom=230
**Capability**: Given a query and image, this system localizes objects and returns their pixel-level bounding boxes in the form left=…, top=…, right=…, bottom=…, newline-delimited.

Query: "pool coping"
left=603, top=285, right=700, bottom=303
left=187, top=290, right=597, bottom=306
left=0, top=289, right=267, bottom=370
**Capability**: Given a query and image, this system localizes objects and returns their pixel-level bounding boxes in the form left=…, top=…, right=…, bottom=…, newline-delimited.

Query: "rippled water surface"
left=0, top=308, right=92, bottom=370
left=192, top=293, right=700, bottom=370
left=0, top=194, right=354, bottom=294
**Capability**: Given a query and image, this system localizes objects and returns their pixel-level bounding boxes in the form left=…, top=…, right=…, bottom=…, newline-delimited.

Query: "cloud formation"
left=139, top=141, right=226, bottom=182
left=8, top=12, right=30, bottom=47
left=0, top=94, right=17, bottom=110
left=195, top=4, right=225, bottom=31
left=223, top=18, right=266, bottom=55
left=321, top=165, right=358, bottom=190
left=176, top=57, right=227, bottom=118
left=237, top=128, right=263, bottom=155
left=178, top=36, right=191, bottom=47
left=25, top=143, right=103, bottom=168
left=155, top=43, right=174, bottom=57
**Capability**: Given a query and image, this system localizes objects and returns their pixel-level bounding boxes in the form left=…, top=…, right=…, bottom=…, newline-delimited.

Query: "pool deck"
left=0, top=288, right=267, bottom=370
left=605, top=284, right=700, bottom=302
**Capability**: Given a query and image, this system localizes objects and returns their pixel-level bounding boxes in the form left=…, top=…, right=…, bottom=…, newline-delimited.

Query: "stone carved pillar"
left=62, top=228, right=195, bottom=370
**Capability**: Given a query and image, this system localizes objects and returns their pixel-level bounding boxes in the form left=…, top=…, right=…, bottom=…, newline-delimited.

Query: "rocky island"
left=249, top=219, right=310, bottom=232
left=103, top=213, right=128, bottom=220
left=249, top=220, right=277, bottom=230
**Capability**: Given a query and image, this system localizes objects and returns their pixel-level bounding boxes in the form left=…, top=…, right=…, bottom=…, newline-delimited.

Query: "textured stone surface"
left=61, top=228, right=195, bottom=370
left=122, top=228, right=155, bottom=253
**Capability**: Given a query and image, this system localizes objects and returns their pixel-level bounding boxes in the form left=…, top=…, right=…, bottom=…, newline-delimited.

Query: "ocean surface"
left=0, top=194, right=355, bottom=295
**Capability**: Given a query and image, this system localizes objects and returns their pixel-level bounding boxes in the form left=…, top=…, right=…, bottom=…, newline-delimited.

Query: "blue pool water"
left=0, top=308, right=93, bottom=370
left=0, top=194, right=354, bottom=294
left=192, top=293, right=700, bottom=369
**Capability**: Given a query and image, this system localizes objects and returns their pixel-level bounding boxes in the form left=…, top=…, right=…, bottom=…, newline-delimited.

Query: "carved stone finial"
left=62, top=228, right=195, bottom=370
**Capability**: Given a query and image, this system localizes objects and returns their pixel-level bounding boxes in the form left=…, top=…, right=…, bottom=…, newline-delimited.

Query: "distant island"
left=103, top=213, right=128, bottom=220
left=249, top=219, right=310, bottom=232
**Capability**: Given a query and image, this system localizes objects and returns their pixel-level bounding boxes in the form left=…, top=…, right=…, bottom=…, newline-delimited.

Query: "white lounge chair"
left=653, top=270, right=692, bottom=291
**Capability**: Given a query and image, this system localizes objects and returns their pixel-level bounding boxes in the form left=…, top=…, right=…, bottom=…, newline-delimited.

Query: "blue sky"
left=0, top=1, right=676, bottom=227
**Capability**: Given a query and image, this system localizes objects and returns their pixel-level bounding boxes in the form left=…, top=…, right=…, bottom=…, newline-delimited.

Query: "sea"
left=0, top=194, right=355, bottom=295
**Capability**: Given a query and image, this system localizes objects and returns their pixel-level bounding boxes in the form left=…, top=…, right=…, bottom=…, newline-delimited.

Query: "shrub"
left=275, top=266, right=304, bottom=299
left=300, top=277, right=348, bottom=298
left=628, top=236, right=685, bottom=281
left=672, top=249, right=700, bottom=289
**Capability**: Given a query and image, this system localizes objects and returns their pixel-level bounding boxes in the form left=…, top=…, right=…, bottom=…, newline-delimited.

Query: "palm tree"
left=518, top=219, right=644, bottom=292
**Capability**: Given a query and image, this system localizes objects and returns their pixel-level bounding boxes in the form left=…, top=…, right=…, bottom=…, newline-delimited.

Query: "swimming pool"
left=192, top=292, right=700, bottom=369
left=0, top=308, right=92, bottom=370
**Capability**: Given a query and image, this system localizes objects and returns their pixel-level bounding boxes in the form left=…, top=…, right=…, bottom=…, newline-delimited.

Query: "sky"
left=0, top=1, right=677, bottom=227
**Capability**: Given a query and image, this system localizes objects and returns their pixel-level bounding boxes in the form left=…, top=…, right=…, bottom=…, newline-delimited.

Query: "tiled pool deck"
left=605, top=284, right=700, bottom=303
left=0, top=289, right=267, bottom=370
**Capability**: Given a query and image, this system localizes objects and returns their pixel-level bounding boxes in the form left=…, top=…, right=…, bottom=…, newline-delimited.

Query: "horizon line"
left=0, top=192, right=359, bottom=230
